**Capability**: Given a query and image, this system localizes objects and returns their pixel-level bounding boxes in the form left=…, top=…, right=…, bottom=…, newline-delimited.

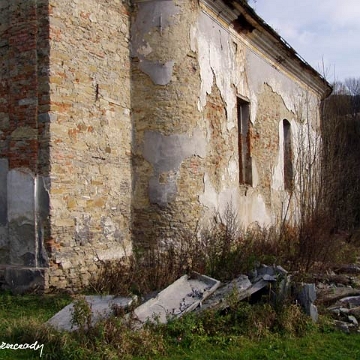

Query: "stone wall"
left=131, top=0, right=205, bottom=245
left=131, top=0, right=325, bottom=249
left=46, top=0, right=132, bottom=290
left=0, top=0, right=328, bottom=292
left=0, top=0, right=133, bottom=291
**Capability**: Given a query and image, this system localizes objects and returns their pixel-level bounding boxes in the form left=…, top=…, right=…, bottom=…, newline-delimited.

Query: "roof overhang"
left=200, top=0, right=332, bottom=99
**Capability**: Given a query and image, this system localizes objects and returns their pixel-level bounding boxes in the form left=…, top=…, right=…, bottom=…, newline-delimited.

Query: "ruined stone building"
left=0, top=0, right=331, bottom=292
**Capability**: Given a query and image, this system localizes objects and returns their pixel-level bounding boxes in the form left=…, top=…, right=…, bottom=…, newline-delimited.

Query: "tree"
left=321, top=78, right=360, bottom=232
left=343, top=77, right=360, bottom=118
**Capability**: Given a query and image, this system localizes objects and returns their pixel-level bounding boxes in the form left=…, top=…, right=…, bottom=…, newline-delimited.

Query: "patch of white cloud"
left=249, top=0, right=360, bottom=81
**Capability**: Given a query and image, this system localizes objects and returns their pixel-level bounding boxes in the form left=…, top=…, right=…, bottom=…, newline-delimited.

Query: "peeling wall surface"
left=131, top=0, right=327, bottom=247
left=0, top=0, right=330, bottom=291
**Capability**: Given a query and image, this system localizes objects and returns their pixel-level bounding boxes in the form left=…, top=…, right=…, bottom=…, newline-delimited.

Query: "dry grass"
left=90, top=204, right=359, bottom=298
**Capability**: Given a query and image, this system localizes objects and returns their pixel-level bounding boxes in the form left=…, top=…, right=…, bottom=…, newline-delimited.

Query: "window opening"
left=238, top=98, right=252, bottom=185
left=283, top=119, right=293, bottom=190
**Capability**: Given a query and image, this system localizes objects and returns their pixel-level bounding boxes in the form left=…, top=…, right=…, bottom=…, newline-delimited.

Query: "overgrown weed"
left=91, top=203, right=359, bottom=298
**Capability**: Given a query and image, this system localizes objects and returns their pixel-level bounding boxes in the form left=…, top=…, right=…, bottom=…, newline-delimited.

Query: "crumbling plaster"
left=131, top=1, right=196, bottom=86
left=192, top=11, right=242, bottom=131
left=131, top=0, right=323, bottom=232
left=0, top=0, right=329, bottom=292
left=142, top=129, right=206, bottom=207
left=190, top=9, right=271, bottom=226
left=192, top=5, right=322, bottom=228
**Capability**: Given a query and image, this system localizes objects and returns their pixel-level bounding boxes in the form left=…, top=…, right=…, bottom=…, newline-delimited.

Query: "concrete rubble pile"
left=48, top=262, right=360, bottom=333
left=315, top=261, right=360, bottom=333
left=48, top=264, right=325, bottom=332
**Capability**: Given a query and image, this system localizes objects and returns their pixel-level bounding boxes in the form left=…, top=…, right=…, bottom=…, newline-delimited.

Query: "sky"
left=248, top=0, right=360, bottom=83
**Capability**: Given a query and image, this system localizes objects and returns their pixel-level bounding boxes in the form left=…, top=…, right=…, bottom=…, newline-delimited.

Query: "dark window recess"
left=283, top=119, right=293, bottom=190
left=238, top=98, right=252, bottom=186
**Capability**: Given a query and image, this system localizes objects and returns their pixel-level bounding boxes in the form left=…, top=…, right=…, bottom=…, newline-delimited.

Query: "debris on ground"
left=313, top=258, right=360, bottom=333
left=47, top=259, right=360, bottom=333
left=132, top=272, right=220, bottom=326
left=47, top=295, right=134, bottom=331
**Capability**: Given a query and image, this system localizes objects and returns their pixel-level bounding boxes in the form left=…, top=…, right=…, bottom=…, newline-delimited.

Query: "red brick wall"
left=0, top=0, right=49, bottom=173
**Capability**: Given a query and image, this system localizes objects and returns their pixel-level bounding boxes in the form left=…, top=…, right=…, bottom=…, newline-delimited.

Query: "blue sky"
left=248, top=0, right=360, bottom=83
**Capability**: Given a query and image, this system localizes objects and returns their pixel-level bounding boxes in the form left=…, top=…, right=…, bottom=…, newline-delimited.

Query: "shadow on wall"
left=0, top=0, right=51, bottom=291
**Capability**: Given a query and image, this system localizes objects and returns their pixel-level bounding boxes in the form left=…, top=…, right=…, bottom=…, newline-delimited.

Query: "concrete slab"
left=196, top=276, right=268, bottom=313
left=47, top=295, right=134, bottom=331
left=340, top=295, right=360, bottom=307
left=133, top=272, right=220, bottom=325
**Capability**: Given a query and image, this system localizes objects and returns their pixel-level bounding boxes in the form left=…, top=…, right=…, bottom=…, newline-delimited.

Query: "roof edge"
left=200, top=0, right=332, bottom=99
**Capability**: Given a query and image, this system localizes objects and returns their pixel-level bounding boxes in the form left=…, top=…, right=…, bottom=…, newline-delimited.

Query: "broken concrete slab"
left=349, top=306, right=360, bottom=318
left=298, top=283, right=317, bottom=304
left=196, top=276, right=269, bottom=313
left=317, top=287, right=360, bottom=305
left=339, top=295, right=360, bottom=307
left=257, top=264, right=276, bottom=277
left=251, top=264, right=288, bottom=283
left=309, top=303, right=319, bottom=323
left=328, top=306, right=350, bottom=315
left=47, top=295, right=134, bottom=331
left=313, top=273, right=352, bottom=286
left=262, top=274, right=276, bottom=281
left=133, top=272, right=220, bottom=325
left=295, top=283, right=318, bottom=322
left=348, top=315, right=358, bottom=326
left=334, top=320, right=351, bottom=333
left=276, top=265, right=288, bottom=276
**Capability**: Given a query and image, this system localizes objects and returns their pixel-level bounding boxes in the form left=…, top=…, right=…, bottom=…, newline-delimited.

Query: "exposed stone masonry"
left=0, top=0, right=331, bottom=292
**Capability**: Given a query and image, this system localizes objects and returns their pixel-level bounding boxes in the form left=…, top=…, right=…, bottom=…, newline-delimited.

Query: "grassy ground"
left=0, top=291, right=360, bottom=360
left=0, top=292, right=71, bottom=359
left=150, top=332, right=360, bottom=360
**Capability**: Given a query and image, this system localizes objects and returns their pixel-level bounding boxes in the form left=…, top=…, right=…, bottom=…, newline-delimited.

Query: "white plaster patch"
left=96, top=245, right=130, bottom=261
left=199, top=173, right=218, bottom=211
left=195, top=13, right=237, bottom=124
left=190, top=24, right=198, bottom=53
left=218, top=187, right=240, bottom=218
left=252, top=160, right=259, bottom=188
left=196, top=28, right=213, bottom=111
left=102, top=217, right=116, bottom=241
left=250, top=193, right=271, bottom=226
left=143, top=128, right=207, bottom=173
left=200, top=173, right=271, bottom=229
left=236, top=191, right=271, bottom=228
left=228, top=159, right=238, bottom=182
left=7, top=169, right=35, bottom=222
left=139, top=60, right=175, bottom=86
left=246, top=50, right=317, bottom=117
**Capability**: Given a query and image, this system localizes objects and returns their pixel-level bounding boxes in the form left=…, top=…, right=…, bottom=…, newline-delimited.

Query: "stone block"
left=296, top=283, right=318, bottom=322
